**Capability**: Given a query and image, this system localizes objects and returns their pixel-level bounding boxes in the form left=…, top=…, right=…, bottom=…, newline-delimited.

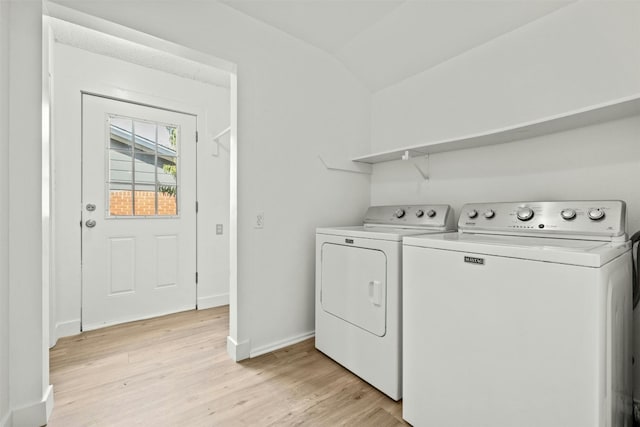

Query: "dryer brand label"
left=464, top=256, right=485, bottom=265
left=345, top=239, right=354, bottom=244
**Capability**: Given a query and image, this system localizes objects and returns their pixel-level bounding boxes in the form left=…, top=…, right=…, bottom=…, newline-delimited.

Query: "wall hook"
left=211, top=126, right=231, bottom=157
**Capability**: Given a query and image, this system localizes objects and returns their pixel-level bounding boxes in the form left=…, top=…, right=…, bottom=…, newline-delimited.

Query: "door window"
left=107, top=115, right=179, bottom=217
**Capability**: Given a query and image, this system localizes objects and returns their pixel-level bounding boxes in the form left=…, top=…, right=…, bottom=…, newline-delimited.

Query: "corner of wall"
left=226, top=336, right=251, bottom=362
left=8, top=1, right=52, bottom=422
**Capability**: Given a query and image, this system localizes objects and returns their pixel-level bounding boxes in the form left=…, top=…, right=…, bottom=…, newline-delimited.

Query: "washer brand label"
left=464, top=256, right=484, bottom=265
left=345, top=239, right=354, bottom=244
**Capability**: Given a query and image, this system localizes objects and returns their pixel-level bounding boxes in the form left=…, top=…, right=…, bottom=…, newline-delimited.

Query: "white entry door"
left=81, top=94, right=197, bottom=330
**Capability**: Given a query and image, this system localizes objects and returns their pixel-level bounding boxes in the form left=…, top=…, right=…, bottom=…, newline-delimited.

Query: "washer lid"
left=403, top=232, right=631, bottom=267
left=316, top=225, right=450, bottom=242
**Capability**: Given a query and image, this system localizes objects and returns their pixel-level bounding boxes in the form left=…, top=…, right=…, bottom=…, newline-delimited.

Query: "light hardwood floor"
left=48, top=306, right=407, bottom=426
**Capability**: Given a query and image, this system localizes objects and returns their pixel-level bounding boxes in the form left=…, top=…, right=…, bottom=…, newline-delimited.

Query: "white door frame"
left=45, top=4, right=239, bottom=358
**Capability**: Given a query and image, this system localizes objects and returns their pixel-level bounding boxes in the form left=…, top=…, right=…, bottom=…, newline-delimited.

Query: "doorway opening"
left=44, top=4, right=238, bottom=353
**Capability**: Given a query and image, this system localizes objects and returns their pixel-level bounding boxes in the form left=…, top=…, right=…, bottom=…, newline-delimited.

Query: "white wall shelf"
left=352, top=94, right=640, bottom=164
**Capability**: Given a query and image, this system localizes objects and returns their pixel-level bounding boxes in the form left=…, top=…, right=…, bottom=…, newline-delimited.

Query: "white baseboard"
left=82, top=305, right=195, bottom=332
left=0, top=410, right=12, bottom=427
left=52, top=319, right=81, bottom=346
left=44, top=385, right=54, bottom=422
left=250, top=331, right=315, bottom=358
left=11, top=385, right=54, bottom=427
left=56, top=319, right=81, bottom=338
left=197, top=293, right=229, bottom=310
left=226, top=336, right=251, bottom=362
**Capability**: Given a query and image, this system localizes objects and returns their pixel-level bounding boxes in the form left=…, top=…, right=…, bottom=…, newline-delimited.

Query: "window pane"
left=133, top=190, right=157, bottom=216
left=157, top=154, right=177, bottom=216
left=157, top=155, right=177, bottom=187
left=133, top=152, right=156, bottom=190
left=110, top=117, right=133, bottom=150
left=111, top=116, right=132, bottom=132
left=109, top=185, right=133, bottom=216
left=134, top=120, right=156, bottom=141
left=157, top=185, right=177, bottom=216
left=109, top=148, right=133, bottom=183
left=133, top=152, right=157, bottom=216
left=158, top=125, right=177, bottom=152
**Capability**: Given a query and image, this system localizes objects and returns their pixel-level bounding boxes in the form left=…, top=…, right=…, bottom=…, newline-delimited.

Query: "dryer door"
left=321, top=243, right=386, bottom=337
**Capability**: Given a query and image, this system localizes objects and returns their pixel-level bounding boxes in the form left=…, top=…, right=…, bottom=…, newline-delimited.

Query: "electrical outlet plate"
left=255, top=212, right=264, bottom=229
left=216, top=224, right=223, bottom=235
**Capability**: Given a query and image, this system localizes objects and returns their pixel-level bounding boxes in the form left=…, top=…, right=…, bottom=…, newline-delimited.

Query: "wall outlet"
left=216, top=224, right=223, bottom=235
left=255, top=212, right=264, bottom=229
left=634, top=399, right=640, bottom=424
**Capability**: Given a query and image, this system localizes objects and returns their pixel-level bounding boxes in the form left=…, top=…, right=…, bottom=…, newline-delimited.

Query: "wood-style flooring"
left=48, top=306, right=406, bottom=426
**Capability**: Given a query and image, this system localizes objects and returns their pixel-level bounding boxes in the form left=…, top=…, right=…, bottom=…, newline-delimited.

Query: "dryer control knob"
left=426, top=209, right=436, bottom=218
left=394, top=209, right=406, bottom=219
left=588, top=208, right=605, bottom=221
left=561, top=209, right=577, bottom=220
left=517, top=207, right=534, bottom=221
left=415, top=209, right=424, bottom=218
left=467, top=209, right=478, bottom=219
left=484, top=209, right=495, bottom=219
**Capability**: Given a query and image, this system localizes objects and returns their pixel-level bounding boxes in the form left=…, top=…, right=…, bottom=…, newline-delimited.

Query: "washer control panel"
left=458, top=201, right=626, bottom=240
left=364, top=204, right=455, bottom=229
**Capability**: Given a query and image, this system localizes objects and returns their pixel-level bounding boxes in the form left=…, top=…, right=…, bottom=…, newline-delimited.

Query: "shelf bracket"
left=318, top=155, right=372, bottom=175
left=402, top=151, right=429, bottom=181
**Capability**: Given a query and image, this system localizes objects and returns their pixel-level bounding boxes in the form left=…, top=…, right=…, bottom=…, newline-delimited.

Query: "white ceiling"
left=221, top=0, right=572, bottom=92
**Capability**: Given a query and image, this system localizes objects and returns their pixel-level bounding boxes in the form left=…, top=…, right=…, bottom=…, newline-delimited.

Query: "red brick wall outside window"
left=110, top=190, right=177, bottom=216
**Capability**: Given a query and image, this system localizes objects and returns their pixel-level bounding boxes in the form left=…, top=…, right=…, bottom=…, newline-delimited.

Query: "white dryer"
left=316, top=204, right=455, bottom=400
left=402, top=201, right=633, bottom=427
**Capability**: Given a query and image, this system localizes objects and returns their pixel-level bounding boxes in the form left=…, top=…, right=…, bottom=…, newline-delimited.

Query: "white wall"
left=371, top=1, right=640, bottom=152
left=8, top=1, right=53, bottom=426
left=370, top=0, right=640, bottom=400
left=0, top=1, right=11, bottom=425
left=372, top=115, right=640, bottom=223
left=50, top=0, right=372, bottom=356
left=51, top=42, right=231, bottom=341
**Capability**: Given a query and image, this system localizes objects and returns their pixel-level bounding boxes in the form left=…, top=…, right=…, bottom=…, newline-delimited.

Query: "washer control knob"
left=517, top=207, right=534, bottom=221
left=588, top=208, right=605, bottom=221
left=394, top=209, right=406, bottom=219
left=415, top=209, right=424, bottom=218
left=467, top=209, right=478, bottom=219
left=426, top=209, right=436, bottom=218
left=484, top=209, right=495, bottom=219
left=561, top=209, right=577, bottom=220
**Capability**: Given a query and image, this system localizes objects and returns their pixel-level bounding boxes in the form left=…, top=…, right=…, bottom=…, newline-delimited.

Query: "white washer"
left=316, top=204, right=455, bottom=400
left=403, top=201, right=633, bottom=427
